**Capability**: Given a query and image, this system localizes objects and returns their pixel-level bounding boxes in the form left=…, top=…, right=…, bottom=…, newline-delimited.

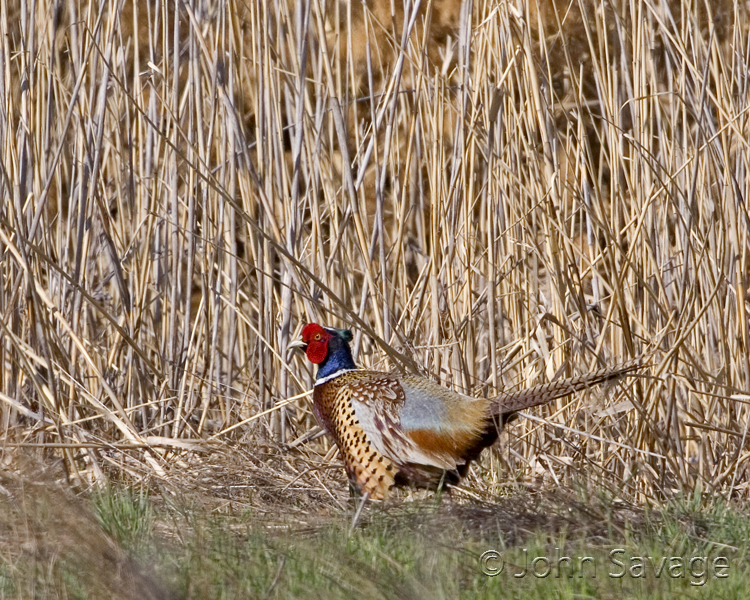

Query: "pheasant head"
left=294, top=323, right=356, bottom=380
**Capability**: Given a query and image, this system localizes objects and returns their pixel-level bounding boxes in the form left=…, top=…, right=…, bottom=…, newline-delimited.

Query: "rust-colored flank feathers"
left=291, top=323, right=641, bottom=500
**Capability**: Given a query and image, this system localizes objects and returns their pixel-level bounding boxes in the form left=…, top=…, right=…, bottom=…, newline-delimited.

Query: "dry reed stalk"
left=0, top=0, right=748, bottom=506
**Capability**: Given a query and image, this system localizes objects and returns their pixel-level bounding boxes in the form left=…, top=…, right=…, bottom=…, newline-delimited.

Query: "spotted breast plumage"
left=290, top=323, right=641, bottom=500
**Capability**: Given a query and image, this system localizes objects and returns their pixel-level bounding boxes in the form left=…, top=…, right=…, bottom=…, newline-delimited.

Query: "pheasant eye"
left=314, top=333, right=321, bottom=341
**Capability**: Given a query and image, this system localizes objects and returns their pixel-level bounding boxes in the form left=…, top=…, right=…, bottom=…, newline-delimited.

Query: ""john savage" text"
left=479, top=548, right=729, bottom=586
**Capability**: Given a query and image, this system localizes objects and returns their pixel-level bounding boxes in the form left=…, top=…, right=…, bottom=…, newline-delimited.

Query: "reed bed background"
left=1, top=0, right=749, bottom=508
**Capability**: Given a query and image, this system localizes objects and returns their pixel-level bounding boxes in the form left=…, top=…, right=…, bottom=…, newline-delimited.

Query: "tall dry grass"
left=1, top=0, right=748, bottom=506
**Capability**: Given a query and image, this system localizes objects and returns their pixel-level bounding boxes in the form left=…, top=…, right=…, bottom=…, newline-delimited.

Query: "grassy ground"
left=121, top=496, right=747, bottom=600
left=1, top=457, right=749, bottom=600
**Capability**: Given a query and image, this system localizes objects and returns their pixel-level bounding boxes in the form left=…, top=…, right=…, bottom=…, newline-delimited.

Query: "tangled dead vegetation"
left=0, top=454, right=173, bottom=600
left=2, top=0, right=750, bottom=509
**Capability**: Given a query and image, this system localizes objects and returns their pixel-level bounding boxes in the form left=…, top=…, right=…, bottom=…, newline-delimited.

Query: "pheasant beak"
left=287, top=338, right=307, bottom=353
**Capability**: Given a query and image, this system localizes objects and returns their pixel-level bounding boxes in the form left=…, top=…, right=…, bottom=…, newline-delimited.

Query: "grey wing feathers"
left=491, top=359, right=642, bottom=416
left=348, top=374, right=462, bottom=471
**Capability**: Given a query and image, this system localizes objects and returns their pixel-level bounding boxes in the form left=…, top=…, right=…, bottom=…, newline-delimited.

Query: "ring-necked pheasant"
left=289, top=323, right=640, bottom=500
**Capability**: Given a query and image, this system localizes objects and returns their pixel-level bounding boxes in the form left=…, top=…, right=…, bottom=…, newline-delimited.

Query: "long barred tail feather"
left=491, top=359, right=643, bottom=416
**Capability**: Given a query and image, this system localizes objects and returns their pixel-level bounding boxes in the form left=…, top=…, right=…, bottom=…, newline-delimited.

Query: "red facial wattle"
left=306, top=338, right=329, bottom=363
left=301, top=323, right=330, bottom=364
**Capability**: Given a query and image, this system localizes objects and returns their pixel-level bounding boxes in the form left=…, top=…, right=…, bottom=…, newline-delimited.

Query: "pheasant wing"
left=347, top=372, right=487, bottom=471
